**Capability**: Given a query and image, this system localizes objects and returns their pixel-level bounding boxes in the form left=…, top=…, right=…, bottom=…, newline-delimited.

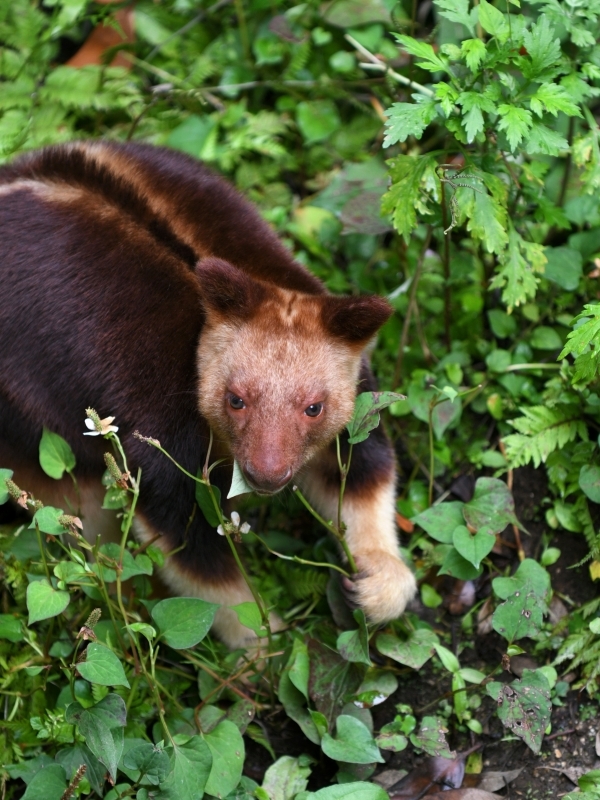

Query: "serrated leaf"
left=504, top=404, right=588, bottom=467
left=498, top=104, right=533, bottom=151
left=376, top=628, right=439, bottom=669
left=486, top=669, right=551, bottom=753
left=458, top=91, right=495, bottom=142
left=461, top=38, right=486, bottom=71
left=393, top=34, right=448, bottom=72
left=522, top=15, right=561, bottom=79
left=27, top=579, right=70, bottom=624
left=526, top=122, right=569, bottom=156
left=489, top=225, right=544, bottom=309
left=347, top=391, right=405, bottom=444
left=151, top=597, right=219, bottom=649
left=383, top=98, right=438, bottom=147
left=435, top=0, right=476, bottom=33
left=76, top=642, right=130, bottom=688
left=39, top=428, right=76, bottom=479
left=321, top=715, right=384, bottom=764
left=381, top=154, right=437, bottom=240
left=465, top=187, right=508, bottom=255
left=530, top=83, right=582, bottom=118
left=477, top=0, right=509, bottom=39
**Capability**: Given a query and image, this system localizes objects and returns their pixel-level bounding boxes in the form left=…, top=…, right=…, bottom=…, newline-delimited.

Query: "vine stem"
left=293, top=484, right=358, bottom=574
left=346, top=34, right=435, bottom=98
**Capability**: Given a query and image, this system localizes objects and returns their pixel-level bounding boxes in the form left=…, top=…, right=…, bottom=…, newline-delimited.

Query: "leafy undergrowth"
left=4, top=0, right=600, bottom=797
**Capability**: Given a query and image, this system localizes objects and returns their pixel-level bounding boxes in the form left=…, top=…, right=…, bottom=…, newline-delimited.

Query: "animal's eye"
left=229, top=395, right=245, bottom=410
left=305, top=403, right=323, bottom=418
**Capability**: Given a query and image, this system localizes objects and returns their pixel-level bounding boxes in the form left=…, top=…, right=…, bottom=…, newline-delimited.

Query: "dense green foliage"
left=3, top=0, right=600, bottom=797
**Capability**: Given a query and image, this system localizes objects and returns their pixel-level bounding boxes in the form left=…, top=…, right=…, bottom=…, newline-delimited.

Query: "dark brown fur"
left=0, top=142, right=414, bottom=646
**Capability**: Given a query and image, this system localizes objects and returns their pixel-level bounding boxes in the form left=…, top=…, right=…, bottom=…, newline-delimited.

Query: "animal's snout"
left=243, top=461, right=292, bottom=494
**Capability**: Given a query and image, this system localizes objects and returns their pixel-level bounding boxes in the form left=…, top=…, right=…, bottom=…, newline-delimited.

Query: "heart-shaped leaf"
left=452, top=525, right=495, bottom=568
left=27, top=580, right=70, bottom=624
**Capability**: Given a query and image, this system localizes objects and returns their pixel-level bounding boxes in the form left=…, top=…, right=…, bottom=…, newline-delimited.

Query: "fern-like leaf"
left=503, top=404, right=588, bottom=467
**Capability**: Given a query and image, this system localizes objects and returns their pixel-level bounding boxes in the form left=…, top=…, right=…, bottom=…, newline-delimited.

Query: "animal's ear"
left=321, top=295, right=393, bottom=345
left=195, top=258, right=268, bottom=320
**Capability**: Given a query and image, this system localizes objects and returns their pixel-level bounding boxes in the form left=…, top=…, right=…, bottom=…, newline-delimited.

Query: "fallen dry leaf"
left=388, top=755, right=466, bottom=798
left=443, top=580, right=476, bottom=616
left=477, top=597, right=494, bottom=636
left=373, top=770, right=408, bottom=790
left=396, top=512, right=414, bottom=533
left=477, top=768, right=522, bottom=792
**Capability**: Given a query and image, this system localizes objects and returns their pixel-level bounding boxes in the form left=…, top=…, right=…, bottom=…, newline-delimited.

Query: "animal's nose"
left=244, top=463, right=292, bottom=493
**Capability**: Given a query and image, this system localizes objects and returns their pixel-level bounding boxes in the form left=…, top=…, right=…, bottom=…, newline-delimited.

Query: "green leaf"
left=413, top=501, right=465, bottom=544
left=409, top=715, right=454, bottom=757
left=65, top=694, right=127, bottom=782
left=458, top=91, right=495, bottom=142
left=123, top=743, right=170, bottom=785
left=383, top=97, right=438, bottom=147
left=204, top=720, right=245, bottom=798
left=337, top=610, right=372, bottom=665
left=477, top=0, right=509, bottom=39
left=261, top=755, right=311, bottom=800
left=461, top=38, right=486, bottom=72
left=530, top=325, right=562, bottom=350
left=381, top=154, right=437, bottom=240
left=347, top=391, right=406, bottom=445
left=231, top=602, right=266, bottom=635
left=492, top=584, right=546, bottom=642
left=490, top=226, right=545, bottom=309
left=228, top=460, right=254, bottom=499
left=321, top=715, right=384, bottom=764
left=21, top=764, right=67, bottom=800
left=463, top=477, right=521, bottom=534
left=486, top=669, right=551, bottom=754
left=279, top=671, right=321, bottom=745
left=393, top=34, right=448, bottom=72
left=492, top=558, right=551, bottom=601
left=504, top=405, right=588, bottom=467
left=30, top=506, right=68, bottom=535
left=305, top=783, right=388, bottom=800
left=522, top=15, right=561, bottom=78
left=151, top=597, right=219, bottom=649
left=76, top=642, right=130, bottom=688
left=27, top=579, right=70, bottom=624
left=308, top=640, right=365, bottom=726
left=39, top=428, right=76, bottom=479
left=0, top=614, right=23, bottom=642
left=296, top=100, right=341, bottom=144
left=497, top=105, right=533, bottom=151
left=0, top=468, right=13, bottom=504
left=544, top=247, right=582, bottom=290
left=438, top=547, right=483, bottom=580
left=376, top=628, right=439, bottom=669
left=452, top=525, right=495, bottom=568
left=435, top=0, right=476, bottom=34
left=465, top=187, right=508, bottom=255
left=526, top=123, right=569, bottom=156
left=158, top=735, right=213, bottom=800
left=56, top=745, right=105, bottom=796
left=530, top=83, right=582, bottom=118
left=580, top=465, right=600, bottom=504
left=434, top=643, right=460, bottom=673
left=195, top=480, right=222, bottom=526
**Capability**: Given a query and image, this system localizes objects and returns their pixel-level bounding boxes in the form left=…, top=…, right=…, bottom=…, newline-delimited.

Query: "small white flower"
left=84, top=415, right=119, bottom=436
left=239, top=522, right=251, bottom=535
left=230, top=511, right=241, bottom=526
left=217, top=525, right=225, bottom=536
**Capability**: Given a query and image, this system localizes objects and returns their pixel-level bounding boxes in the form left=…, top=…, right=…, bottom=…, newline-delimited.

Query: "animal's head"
left=195, top=258, right=392, bottom=494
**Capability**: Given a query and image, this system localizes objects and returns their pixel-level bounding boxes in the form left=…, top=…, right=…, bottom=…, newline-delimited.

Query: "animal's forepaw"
left=342, top=550, right=416, bottom=624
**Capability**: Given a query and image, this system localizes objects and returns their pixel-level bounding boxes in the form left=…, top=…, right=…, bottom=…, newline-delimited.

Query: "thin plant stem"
left=234, top=0, right=251, bottom=62
left=34, top=522, right=51, bottom=582
left=346, top=34, right=435, bottom=97
left=394, top=226, right=433, bottom=386
left=256, top=536, right=351, bottom=578
left=293, top=486, right=358, bottom=573
left=439, top=183, right=452, bottom=351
